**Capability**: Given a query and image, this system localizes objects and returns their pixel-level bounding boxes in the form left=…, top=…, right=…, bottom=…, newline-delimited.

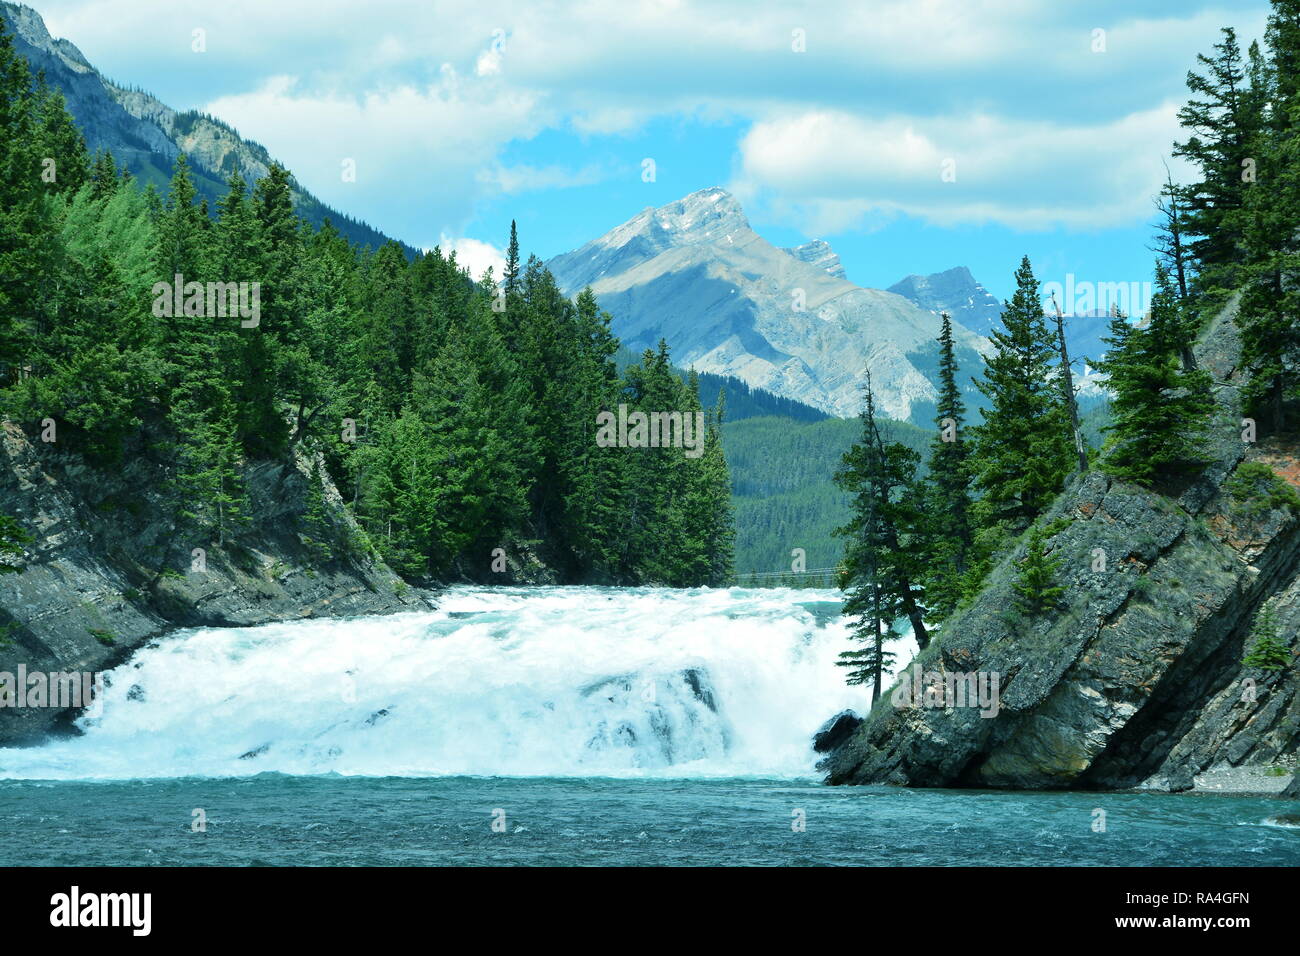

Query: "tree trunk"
left=1051, top=294, right=1089, bottom=472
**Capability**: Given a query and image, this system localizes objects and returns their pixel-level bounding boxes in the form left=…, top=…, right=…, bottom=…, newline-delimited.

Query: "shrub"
left=1243, top=606, right=1290, bottom=672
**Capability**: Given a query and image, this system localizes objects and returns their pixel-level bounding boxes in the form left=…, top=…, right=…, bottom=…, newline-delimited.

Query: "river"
left=1, top=586, right=1295, bottom=865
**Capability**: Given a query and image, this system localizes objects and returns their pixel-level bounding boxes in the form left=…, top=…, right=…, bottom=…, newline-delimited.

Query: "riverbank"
left=0, top=421, right=429, bottom=746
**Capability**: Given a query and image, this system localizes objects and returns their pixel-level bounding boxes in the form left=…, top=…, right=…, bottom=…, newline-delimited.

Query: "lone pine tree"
left=970, top=256, right=1074, bottom=529
left=1013, top=524, right=1066, bottom=617
left=920, top=312, right=974, bottom=623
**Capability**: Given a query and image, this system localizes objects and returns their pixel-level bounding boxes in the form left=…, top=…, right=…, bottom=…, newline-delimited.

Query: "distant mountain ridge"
left=547, top=187, right=990, bottom=422
left=888, top=266, right=1003, bottom=338
left=1, top=2, right=408, bottom=254
left=888, top=264, right=1116, bottom=405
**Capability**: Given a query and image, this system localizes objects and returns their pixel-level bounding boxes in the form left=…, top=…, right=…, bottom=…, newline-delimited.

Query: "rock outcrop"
left=822, top=296, right=1300, bottom=796
left=0, top=422, right=427, bottom=746
left=783, top=240, right=848, bottom=281
left=813, top=710, right=862, bottom=753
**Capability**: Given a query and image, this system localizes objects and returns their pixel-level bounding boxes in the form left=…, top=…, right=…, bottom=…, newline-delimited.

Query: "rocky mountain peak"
left=547, top=187, right=991, bottom=422
left=3, top=3, right=88, bottom=72
left=601, top=186, right=750, bottom=254
left=889, top=266, right=981, bottom=307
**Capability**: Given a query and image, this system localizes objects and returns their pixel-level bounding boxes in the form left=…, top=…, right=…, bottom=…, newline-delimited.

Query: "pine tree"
left=921, top=313, right=973, bottom=622
left=0, top=512, right=32, bottom=573
left=1173, top=27, right=1259, bottom=284
left=679, top=381, right=736, bottom=586
left=1012, top=524, right=1066, bottom=616
left=0, top=19, right=60, bottom=390
left=32, top=76, right=87, bottom=196
left=557, top=287, right=625, bottom=575
left=300, top=456, right=335, bottom=564
left=241, top=161, right=298, bottom=458
left=1151, top=169, right=1194, bottom=306
left=1243, top=604, right=1290, bottom=670
left=1094, top=265, right=1216, bottom=484
left=971, top=257, right=1073, bottom=527
left=835, top=374, right=930, bottom=671
left=503, top=219, right=521, bottom=298
left=1234, top=1, right=1300, bottom=434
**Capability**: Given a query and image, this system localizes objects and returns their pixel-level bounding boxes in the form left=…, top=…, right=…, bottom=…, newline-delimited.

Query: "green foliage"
left=88, top=628, right=116, bottom=646
left=1012, top=524, right=1066, bottom=617
left=970, top=257, right=1074, bottom=529
left=724, top=414, right=929, bottom=576
left=1243, top=605, right=1291, bottom=670
left=0, top=512, right=32, bottom=573
left=919, top=313, right=974, bottom=622
left=1172, top=27, right=1262, bottom=288
left=1173, top=5, right=1300, bottom=434
left=834, top=374, right=931, bottom=698
left=1095, top=266, right=1216, bottom=485
left=300, top=457, right=335, bottom=564
left=0, top=30, right=734, bottom=588
left=1226, top=460, right=1300, bottom=519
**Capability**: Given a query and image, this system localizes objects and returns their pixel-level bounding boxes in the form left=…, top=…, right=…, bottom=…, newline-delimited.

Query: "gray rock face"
left=822, top=297, right=1300, bottom=797
left=546, top=187, right=989, bottom=422
left=783, top=239, right=847, bottom=280
left=813, top=710, right=862, bottom=753
left=0, top=423, right=427, bottom=747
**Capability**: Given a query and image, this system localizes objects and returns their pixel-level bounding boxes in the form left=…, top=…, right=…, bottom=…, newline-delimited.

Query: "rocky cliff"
left=822, top=296, right=1300, bottom=796
left=0, top=423, right=428, bottom=746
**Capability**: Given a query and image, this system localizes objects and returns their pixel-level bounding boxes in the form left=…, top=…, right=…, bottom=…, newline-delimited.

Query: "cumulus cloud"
left=733, top=104, right=1188, bottom=231
left=202, top=66, right=549, bottom=248
left=437, top=235, right=506, bottom=280
left=36, top=0, right=1271, bottom=244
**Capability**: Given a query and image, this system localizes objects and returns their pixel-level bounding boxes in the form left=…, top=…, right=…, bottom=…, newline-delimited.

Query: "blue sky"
left=35, top=0, right=1272, bottom=300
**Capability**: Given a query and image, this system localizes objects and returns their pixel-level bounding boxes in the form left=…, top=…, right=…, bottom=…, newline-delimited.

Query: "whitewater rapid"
left=0, top=586, right=916, bottom=781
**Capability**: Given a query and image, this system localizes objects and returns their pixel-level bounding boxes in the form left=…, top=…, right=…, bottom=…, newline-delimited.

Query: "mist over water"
left=0, top=586, right=912, bottom=781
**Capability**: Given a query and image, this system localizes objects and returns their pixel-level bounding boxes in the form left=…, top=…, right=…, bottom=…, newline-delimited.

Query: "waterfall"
left=0, top=586, right=915, bottom=780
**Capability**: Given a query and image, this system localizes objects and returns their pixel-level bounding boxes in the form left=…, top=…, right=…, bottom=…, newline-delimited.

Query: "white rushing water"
left=0, top=586, right=916, bottom=781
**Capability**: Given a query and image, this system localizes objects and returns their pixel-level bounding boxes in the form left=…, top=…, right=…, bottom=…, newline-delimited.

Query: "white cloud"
left=202, top=67, right=549, bottom=247
left=34, top=0, right=1270, bottom=244
left=733, top=104, right=1188, bottom=231
left=437, top=235, right=506, bottom=281
left=476, top=162, right=610, bottom=194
